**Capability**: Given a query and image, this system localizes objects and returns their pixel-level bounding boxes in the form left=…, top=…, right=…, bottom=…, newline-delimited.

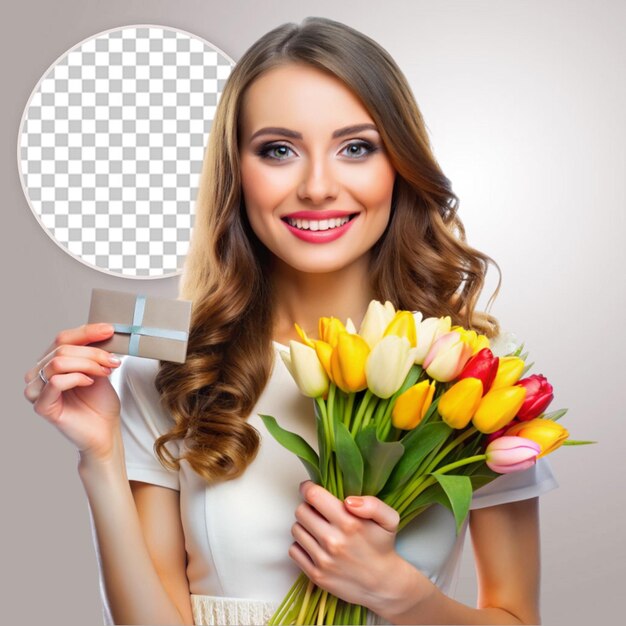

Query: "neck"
left=270, top=255, right=376, bottom=345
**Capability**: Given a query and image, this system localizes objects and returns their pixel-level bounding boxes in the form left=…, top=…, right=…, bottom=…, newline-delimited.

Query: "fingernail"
left=99, top=323, right=114, bottom=333
left=345, top=497, right=363, bottom=507
left=108, top=355, right=121, bottom=364
left=101, top=366, right=112, bottom=374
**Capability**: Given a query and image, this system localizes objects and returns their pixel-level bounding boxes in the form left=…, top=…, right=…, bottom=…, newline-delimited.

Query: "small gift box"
left=87, top=288, right=192, bottom=363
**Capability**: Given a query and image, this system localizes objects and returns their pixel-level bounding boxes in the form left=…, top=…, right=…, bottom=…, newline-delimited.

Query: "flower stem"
left=350, top=389, right=373, bottom=435
left=295, top=579, right=315, bottom=625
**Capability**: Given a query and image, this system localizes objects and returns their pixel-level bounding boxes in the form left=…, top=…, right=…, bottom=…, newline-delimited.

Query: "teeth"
left=285, top=215, right=352, bottom=231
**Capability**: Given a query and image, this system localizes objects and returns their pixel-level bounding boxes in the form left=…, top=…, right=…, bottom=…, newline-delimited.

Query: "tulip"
left=280, top=341, right=329, bottom=398
left=437, top=377, right=484, bottom=429
left=319, top=316, right=347, bottom=348
left=457, top=348, right=499, bottom=395
left=472, top=385, right=527, bottom=433
left=313, top=340, right=333, bottom=379
left=414, top=316, right=451, bottom=364
left=490, top=356, right=525, bottom=390
left=452, top=326, right=490, bottom=355
left=294, top=323, right=315, bottom=348
left=485, top=419, right=520, bottom=444
left=365, top=335, right=420, bottom=398
left=384, top=310, right=417, bottom=347
left=504, top=418, right=569, bottom=458
left=391, top=379, right=436, bottom=430
left=330, top=332, right=370, bottom=392
left=345, top=318, right=358, bottom=334
left=358, top=299, right=396, bottom=349
left=423, top=331, right=473, bottom=382
left=485, top=436, right=541, bottom=473
left=515, top=374, right=554, bottom=421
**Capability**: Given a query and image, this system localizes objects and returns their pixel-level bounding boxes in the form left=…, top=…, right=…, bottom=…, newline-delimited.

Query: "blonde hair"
left=154, top=16, right=501, bottom=483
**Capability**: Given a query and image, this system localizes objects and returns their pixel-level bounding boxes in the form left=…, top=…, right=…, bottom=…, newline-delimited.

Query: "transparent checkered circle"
left=18, top=25, right=235, bottom=278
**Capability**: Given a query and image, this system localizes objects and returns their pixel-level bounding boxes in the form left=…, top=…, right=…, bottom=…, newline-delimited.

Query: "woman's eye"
left=257, top=143, right=294, bottom=161
left=341, top=140, right=377, bottom=158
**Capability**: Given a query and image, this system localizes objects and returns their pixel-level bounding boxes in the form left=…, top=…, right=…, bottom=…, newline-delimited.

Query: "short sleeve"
left=110, top=355, right=180, bottom=490
left=469, top=456, right=558, bottom=510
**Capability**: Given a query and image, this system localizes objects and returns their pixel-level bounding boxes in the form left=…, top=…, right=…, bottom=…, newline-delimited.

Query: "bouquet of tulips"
left=260, top=300, right=593, bottom=625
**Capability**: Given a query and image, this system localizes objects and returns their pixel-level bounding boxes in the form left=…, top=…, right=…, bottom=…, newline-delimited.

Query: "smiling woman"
left=24, top=15, right=557, bottom=626
left=239, top=63, right=396, bottom=275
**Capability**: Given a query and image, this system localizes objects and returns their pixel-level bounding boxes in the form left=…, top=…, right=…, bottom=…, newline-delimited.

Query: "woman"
left=24, top=16, right=557, bottom=625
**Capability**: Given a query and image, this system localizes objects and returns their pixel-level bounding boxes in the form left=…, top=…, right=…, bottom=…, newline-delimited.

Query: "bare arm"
left=79, top=431, right=194, bottom=625
left=25, top=324, right=194, bottom=625
left=381, top=497, right=542, bottom=624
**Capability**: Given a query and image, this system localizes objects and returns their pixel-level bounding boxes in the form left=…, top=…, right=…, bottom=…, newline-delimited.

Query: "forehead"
left=239, top=63, right=376, bottom=138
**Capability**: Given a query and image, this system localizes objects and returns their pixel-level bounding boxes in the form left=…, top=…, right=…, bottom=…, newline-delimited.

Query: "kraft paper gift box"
left=87, top=288, right=192, bottom=363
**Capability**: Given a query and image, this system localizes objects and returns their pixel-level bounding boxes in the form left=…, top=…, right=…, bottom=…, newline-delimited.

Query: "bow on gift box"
left=113, top=294, right=189, bottom=356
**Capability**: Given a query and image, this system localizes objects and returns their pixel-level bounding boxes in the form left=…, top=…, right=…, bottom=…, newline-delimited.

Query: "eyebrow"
left=249, top=123, right=379, bottom=141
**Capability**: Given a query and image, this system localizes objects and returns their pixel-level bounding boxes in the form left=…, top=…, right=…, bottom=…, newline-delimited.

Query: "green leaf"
left=521, top=361, right=535, bottom=377
left=354, top=425, right=404, bottom=496
left=562, top=439, right=597, bottom=446
left=259, top=414, right=321, bottom=484
left=430, top=473, right=472, bottom=535
left=334, top=421, right=364, bottom=496
left=383, top=422, right=452, bottom=495
left=541, top=408, right=568, bottom=421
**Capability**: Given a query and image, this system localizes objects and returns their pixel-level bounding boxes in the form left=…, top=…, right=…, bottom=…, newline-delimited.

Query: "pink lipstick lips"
left=281, top=212, right=359, bottom=243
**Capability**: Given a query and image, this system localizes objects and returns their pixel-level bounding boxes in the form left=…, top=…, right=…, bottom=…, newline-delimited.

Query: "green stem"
left=350, top=389, right=373, bottom=435
left=267, top=572, right=307, bottom=625
left=434, top=454, right=487, bottom=475
left=360, top=394, right=380, bottom=431
left=424, top=426, right=478, bottom=474
left=295, top=579, right=315, bottom=625
left=396, top=475, right=437, bottom=516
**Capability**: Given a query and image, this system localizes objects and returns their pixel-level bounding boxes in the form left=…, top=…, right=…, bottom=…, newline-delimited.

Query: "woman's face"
left=238, top=62, right=396, bottom=275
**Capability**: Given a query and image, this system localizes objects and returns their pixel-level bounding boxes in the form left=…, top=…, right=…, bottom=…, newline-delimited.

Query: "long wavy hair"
left=153, top=16, right=501, bottom=484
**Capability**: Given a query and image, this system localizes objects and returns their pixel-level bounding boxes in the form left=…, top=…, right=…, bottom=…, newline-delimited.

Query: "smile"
left=283, top=215, right=354, bottom=231
left=281, top=213, right=359, bottom=243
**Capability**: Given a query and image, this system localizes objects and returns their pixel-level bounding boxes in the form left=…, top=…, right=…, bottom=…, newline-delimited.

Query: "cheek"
left=241, top=159, right=293, bottom=214
left=351, top=162, right=396, bottom=210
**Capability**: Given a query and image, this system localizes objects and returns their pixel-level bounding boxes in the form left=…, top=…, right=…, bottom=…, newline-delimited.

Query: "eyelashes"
left=255, top=140, right=379, bottom=162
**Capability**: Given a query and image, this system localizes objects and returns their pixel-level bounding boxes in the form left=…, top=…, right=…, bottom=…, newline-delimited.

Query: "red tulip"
left=457, top=348, right=499, bottom=395
left=515, top=374, right=554, bottom=421
left=485, top=418, right=521, bottom=445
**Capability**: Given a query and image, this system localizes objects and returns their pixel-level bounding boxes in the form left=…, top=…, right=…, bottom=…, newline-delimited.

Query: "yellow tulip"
left=504, top=418, right=569, bottom=458
left=438, top=377, right=483, bottom=429
left=294, top=323, right=315, bottom=348
left=319, top=317, right=347, bottom=348
left=280, top=341, right=329, bottom=398
left=451, top=326, right=491, bottom=355
left=490, top=356, right=525, bottom=390
left=383, top=310, right=417, bottom=347
left=313, top=340, right=333, bottom=379
left=358, top=299, right=396, bottom=349
left=392, top=379, right=436, bottom=430
left=472, top=385, right=527, bottom=433
left=365, top=335, right=420, bottom=398
left=330, top=332, right=370, bottom=392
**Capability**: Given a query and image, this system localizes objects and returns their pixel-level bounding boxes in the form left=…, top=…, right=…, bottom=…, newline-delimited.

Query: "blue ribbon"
left=112, top=294, right=188, bottom=356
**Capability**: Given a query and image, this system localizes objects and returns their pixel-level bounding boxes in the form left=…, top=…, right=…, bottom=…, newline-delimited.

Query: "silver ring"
left=38, top=366, right=49, bottom=385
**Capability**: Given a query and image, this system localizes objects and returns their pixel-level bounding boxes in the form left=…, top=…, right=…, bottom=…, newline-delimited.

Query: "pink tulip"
left=423, top=331, right=473, bottom=382
left=485, top=436, right=541, bottom=473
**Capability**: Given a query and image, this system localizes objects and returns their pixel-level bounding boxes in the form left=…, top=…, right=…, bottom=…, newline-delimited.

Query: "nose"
left=296, top=155, right=340, bottom=204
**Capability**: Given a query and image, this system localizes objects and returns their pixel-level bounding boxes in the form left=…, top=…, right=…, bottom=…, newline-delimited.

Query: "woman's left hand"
left=289, top=480, right=431, bottom=615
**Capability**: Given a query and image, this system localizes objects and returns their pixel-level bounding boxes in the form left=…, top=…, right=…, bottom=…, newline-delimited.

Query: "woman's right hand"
left=24, top=323, right=124, bottom=462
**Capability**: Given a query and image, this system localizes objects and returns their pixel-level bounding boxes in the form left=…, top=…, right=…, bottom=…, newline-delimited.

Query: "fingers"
left=32, top=372, right=98, bottom=422
left=343, top=495, right=400, bottom=534
left=27, top=323, right=116, bottom=381
left=24, top=352, right=121, bottom=404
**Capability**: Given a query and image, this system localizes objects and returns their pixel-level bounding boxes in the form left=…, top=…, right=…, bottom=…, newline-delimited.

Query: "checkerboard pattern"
left=18, top=26, right=234, bottom=278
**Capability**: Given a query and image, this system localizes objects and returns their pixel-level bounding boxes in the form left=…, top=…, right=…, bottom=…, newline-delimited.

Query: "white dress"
left=111, top=341, right=558, bottom=626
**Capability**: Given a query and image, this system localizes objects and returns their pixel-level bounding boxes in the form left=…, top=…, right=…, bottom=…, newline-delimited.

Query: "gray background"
left=3, top=1, right=624, bottom=625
